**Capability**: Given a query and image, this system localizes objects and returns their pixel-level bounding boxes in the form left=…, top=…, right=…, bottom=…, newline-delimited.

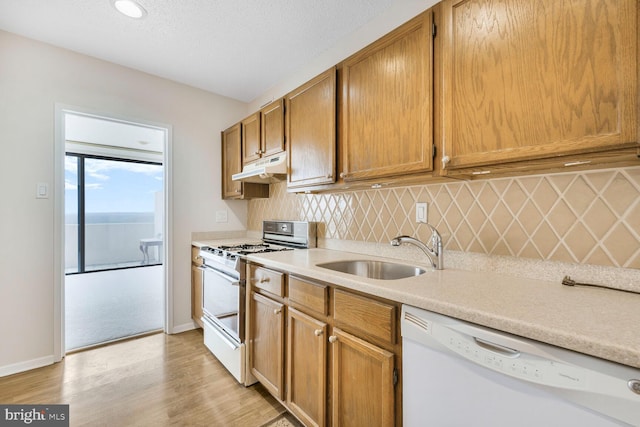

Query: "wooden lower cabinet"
left=330, top=328, right=395, bottom=427
left=249, top=291, right=285, bottom=400
left=287, top=308, right=327, bottom=427
left=248, top=267, right=400, bottom=426
left=191, top=246, right=203, bottom=328
left=191, top=264, right=203, bottom=328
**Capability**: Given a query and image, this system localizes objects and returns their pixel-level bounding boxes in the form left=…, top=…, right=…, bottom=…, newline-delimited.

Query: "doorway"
left=56, top=109, right=170, bottom=353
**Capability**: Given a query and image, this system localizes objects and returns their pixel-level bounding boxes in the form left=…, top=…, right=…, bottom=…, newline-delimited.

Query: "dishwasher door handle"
left=474, top=337, right=521, bottom=358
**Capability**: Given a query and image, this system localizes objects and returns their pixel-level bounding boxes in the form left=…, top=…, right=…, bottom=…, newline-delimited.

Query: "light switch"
left=416, top=202, right=428, bottom=223
left=215, top=209, right=228, bottom=223
left=36, top=182, right=49, bottom=199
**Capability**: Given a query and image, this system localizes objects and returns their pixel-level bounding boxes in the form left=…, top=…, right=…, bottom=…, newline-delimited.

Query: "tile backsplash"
left=248, top=166, right=640, bottom=269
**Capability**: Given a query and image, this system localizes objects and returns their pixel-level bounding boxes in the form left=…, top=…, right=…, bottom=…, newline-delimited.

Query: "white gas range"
left=198, top=220, right=316, bottom=385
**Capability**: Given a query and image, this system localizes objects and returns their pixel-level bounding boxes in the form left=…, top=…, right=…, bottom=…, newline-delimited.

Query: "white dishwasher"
left=401, top=305, right=640, bottom=426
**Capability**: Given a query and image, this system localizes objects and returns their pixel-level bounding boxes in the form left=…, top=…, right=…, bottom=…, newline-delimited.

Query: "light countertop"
left=192, top=238, right=261, bottom=248
left=243, top=248, right=640, bottom=369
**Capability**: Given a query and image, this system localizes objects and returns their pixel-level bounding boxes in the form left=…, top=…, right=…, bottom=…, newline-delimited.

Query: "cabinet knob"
left=259, top=277, right=270, bottom=283
left=328, top=335, right=337, bottom=343
left=273, top=308, right=281, bottom=315
left=442, top=155, right=451, bottom=166
left=314, top=329, right=323, bottom=336
left=327, top=174, right=333, bottom=179
left=339, top=172, right=345, bottom=179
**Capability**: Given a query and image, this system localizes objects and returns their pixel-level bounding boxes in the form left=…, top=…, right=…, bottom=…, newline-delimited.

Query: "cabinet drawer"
left=333, top=289, right=396, bottom=344
left=289, top=276, right=328, bottom=316
left=191, top=246, right=203, bottom=265
left=250, top=265, right=285, bottom=297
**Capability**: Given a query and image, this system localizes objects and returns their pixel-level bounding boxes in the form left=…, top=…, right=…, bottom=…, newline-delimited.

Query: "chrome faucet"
left=390, top=224, right=443, bottom=270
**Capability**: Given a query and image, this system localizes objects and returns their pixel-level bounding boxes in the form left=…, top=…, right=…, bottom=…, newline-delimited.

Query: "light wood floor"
left=0, top=330, right=287, bottom=426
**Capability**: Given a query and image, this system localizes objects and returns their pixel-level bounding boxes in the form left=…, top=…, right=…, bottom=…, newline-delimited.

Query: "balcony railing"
left=65, top=222, right=162, bottom=272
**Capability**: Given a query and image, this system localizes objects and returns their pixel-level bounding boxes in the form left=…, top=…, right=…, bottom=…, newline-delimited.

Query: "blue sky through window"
left=65, top=156, right=163, bottom=216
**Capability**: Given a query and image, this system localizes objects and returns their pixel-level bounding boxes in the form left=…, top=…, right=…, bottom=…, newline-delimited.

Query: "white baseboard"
left=0, top=355, right=55, bottom=378
left=170, top=322, right=197, bottom=334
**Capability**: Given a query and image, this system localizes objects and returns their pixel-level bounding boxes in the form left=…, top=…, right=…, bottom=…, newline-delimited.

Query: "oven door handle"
left=198, top=265, right=240, bottom=286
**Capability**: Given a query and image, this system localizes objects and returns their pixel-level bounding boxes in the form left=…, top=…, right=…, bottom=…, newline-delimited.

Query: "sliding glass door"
left=65, top=154, right=163, bottom=273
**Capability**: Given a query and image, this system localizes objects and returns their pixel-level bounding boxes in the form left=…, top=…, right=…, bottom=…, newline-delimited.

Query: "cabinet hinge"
left=432, top=22, right=437, bottom=38
left=432, top=144, right=436, bottom=159
left=393, top=368, right=398, bottom=387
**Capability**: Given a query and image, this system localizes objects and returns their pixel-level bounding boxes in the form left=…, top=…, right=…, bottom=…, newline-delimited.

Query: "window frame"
left=65, top=152, right=163, bottom=275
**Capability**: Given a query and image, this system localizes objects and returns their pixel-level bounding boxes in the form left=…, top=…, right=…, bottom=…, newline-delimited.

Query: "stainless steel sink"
left=316, top=260, right=427, bottom=280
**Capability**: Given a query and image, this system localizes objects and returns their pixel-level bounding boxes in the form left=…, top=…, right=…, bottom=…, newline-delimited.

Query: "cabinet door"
left=191, top=264, right=203, bottom=328
left=287, top=308, right=327, bottom=427
left=341, top=11, right=434, bottom=182
left=440, top=0, right=638, bottom=171
left=242, top=112, right=262, bottom=164
left=221, top=124, right=243, bottom=199
left=261, top=98, right=286, bottom=157
left=330, top=328, right=394, bottom=427
left=249, top=291, right=284, bottom=399
left=287, top=68, right=337, bottom=190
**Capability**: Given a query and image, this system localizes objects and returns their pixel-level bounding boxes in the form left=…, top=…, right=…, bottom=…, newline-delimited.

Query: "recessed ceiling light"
left=112, top=0, right=147, bottom=19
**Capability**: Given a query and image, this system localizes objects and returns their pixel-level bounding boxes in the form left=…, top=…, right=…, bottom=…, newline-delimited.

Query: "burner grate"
left=218, top=243, right=270, bottom=253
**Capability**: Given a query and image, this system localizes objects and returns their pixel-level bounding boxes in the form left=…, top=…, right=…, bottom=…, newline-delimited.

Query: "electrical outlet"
left=215, top=209, right=228, bottom=223
left=416, top=202, right=428, bottom=223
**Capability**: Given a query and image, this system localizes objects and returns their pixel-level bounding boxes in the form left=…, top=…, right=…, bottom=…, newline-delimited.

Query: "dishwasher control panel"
left=403, top=308, right=589, bottom=390
left=438, top=325, right=587, bottom=390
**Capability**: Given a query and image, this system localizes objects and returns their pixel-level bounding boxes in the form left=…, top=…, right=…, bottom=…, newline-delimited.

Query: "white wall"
left=248, top=0, right=439, bottom=110
left=0, top=30, right=248, bottom=374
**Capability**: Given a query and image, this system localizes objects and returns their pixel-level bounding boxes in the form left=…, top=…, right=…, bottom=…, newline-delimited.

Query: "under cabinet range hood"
left=232, top=153, right=287, bottom=183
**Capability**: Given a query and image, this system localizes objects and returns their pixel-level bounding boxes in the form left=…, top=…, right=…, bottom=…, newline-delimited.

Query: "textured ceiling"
left=0, top=0, right=396, bottom=102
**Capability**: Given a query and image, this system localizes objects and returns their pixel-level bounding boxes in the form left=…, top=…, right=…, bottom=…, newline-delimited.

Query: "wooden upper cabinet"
left=241, top=112, right=262, bottom=164
left=261, top=98, right=286, bottom=158
left=439, top=0, right=639, bottom=173
left=222, top=123, right=269, bottom=200
left=287, top=68, right=337, bottom=190
left=340, top=11, right=434, bottom=182
left=242, top=99, right=286, bottom=165
left=221, top=124, right=243, bottom=199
